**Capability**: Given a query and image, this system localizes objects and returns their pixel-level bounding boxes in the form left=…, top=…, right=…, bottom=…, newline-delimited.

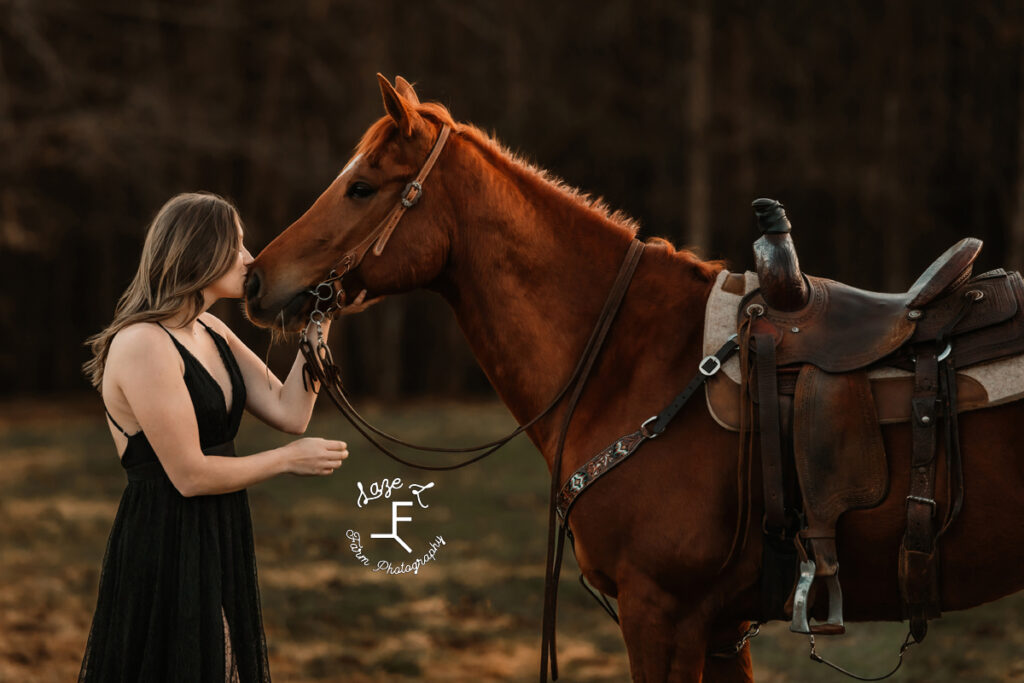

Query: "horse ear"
left=377, top=73, right=417, bottom=138
left=394, top=76, right=421, bottom=105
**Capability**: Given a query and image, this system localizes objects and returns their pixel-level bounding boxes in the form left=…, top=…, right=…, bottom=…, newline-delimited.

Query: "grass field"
left=1, top=397, right=1023, bottom=682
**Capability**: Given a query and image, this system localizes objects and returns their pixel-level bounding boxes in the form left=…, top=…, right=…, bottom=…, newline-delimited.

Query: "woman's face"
left=206, top=218, right=254, bottom=300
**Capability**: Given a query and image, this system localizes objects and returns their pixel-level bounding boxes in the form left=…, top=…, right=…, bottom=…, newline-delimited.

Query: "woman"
left=79, top=192, right=356, bottom=682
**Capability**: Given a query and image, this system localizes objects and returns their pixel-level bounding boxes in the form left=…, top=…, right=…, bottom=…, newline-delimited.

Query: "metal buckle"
left=745, top=303, right=765, bottom=318
left=937, top=342, right=952, bottom=362
left=700, top=355, right=723, bottom=376
left=400, top=180, right=423, bottom=208
left=906, top=495, right=937, bottom=517
left=639, top=415, right=659, bottom=439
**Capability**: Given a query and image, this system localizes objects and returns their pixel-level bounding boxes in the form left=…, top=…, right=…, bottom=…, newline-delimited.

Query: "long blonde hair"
left=83, top=192, right=242, bottom=389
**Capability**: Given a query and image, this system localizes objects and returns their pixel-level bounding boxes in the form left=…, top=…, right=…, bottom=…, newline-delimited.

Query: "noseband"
left=304, top=123, right=453, bottom=332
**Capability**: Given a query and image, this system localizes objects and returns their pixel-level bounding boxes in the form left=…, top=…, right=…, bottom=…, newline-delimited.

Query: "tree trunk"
left=1010, top=35, right=1024, bottom=271
left=686, top=0, right=712, bottom=252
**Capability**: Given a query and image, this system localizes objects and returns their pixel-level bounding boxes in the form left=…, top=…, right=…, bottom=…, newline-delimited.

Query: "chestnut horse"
left=244, top=76, right=1024, bottom=682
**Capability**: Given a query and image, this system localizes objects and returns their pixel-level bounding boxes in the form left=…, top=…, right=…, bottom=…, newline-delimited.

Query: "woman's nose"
left=242, top=249, right=254, bottom=265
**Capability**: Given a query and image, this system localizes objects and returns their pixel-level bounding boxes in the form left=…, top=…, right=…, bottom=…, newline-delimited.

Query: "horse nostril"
left=245, top=267, right=263, bottom=302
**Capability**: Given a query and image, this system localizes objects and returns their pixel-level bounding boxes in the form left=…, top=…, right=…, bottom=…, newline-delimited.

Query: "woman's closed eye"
left=346, top=182, right=377, bottom=199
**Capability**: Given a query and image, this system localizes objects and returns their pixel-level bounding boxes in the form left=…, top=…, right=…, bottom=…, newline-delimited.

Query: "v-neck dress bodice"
left=80, top=320, right=270, bottom=683
left=118, top=321, right=246, bottom=471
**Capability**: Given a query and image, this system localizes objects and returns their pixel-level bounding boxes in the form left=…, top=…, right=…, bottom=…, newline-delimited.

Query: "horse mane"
left=356, top=101, right=722, bottom=280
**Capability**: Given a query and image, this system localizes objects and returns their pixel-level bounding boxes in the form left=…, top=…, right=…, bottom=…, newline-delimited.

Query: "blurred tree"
left=1, top=0, right=1023, bottom=398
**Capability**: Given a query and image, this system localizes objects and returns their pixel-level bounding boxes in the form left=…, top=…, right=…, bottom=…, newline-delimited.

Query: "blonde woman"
left=79, top=192, right=359, bottom=682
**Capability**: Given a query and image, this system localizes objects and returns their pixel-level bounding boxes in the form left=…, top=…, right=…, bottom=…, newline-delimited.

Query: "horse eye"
left=346, top=181, right=377, bottom=199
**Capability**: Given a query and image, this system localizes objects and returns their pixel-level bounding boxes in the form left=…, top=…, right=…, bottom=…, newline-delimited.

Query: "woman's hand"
left=299, top=290, right=382, bottom=345
left=283, top=437, right=349, bottom=476
left=335, top=289, right=384, bottom=316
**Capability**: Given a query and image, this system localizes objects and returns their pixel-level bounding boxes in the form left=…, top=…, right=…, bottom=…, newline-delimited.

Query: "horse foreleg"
left=701, top=621, right=755, bottom=683
left=617, top=580, right=712, bottom=683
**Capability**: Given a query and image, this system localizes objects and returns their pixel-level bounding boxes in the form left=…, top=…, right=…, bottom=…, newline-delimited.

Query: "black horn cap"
left=752, top=198, right=792, bottom=235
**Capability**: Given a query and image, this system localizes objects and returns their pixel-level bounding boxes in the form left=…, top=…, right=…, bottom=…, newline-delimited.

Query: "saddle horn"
left=752, top=198, right=810, bottom=312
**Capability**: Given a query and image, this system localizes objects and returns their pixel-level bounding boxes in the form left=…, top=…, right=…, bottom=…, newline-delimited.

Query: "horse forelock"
left=355, top=102, right=457, bottom=164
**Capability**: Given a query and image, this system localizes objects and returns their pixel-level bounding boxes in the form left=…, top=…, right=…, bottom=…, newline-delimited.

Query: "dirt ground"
left=1, top=397, right=1023, bottom=682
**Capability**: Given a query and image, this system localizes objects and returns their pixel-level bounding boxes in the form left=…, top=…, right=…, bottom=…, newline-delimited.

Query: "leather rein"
left=298, top=235, right=644, bottom=469
left=297, top=121, right=646, bottom=471
left=294, top=122, right=652, bottom=683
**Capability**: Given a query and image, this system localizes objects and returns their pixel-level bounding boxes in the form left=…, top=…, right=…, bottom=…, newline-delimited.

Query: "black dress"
left=80, top=320, right=271, bottom=682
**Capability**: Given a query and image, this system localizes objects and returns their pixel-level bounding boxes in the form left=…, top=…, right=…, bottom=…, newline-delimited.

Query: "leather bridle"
left=304, top=123, right=453, bottom=323
left=298, top=117, right=642, bottom=465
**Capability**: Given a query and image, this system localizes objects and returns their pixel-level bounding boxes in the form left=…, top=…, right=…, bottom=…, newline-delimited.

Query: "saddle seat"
left=746, top=238, right=984, bottom=373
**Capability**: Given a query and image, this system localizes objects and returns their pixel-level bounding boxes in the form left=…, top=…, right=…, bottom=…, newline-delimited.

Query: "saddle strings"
left=935, top=292, right=977, bottom=539
left=720, top=314, right=757, bottom=571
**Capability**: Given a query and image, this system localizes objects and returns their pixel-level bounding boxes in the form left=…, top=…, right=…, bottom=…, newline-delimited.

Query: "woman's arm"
left=209, top=291, right=375, bottom=434
left=111, top=324, right=347, bottom=497
left=209, top=314, right=329, bottom=434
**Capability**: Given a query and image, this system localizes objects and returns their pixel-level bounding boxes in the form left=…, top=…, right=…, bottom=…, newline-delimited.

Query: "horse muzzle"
left=243, top=267, right=313, bottom=331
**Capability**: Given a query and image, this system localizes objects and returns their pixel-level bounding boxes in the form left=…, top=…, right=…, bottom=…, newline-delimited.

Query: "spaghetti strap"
left=156, top=321, right=177, bottom=340
left=158, top=319, right=213, bottom=344
left=104, top=406, right=131, bottom=438
left=156, top=321, right=191, bottom=355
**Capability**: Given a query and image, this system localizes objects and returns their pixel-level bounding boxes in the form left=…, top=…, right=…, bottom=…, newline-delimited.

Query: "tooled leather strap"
left=554, top=336, right=740, bottom=520
left=900, top=349, right=941, bottom=642
left=333, top=124, right=452, bottom=275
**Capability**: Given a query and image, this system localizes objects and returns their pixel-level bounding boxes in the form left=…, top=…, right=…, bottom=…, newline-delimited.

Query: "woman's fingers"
left=288, top=437, right=350, bottom=476
left=319, top=445, right=347, bottom=475
left=337, top=289, right=385, bottom=316
left=326, top=441, right=349, bottom=459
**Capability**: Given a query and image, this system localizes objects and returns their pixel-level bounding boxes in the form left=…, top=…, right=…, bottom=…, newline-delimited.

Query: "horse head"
left=245, top=75, right=457, bottom=330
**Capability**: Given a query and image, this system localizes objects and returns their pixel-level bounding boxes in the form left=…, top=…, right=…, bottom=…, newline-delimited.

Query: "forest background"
left=5, top=3, right=1024, bottom=681
left=4, top=1, right=1024, bottom=399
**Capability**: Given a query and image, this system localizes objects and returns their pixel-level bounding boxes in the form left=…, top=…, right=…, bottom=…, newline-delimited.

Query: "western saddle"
left=741, top=199, right=1024, bottom=643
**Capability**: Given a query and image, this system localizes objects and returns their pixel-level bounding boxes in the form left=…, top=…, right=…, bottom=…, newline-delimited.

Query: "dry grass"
left=1, top=397, right=1022, bottom=682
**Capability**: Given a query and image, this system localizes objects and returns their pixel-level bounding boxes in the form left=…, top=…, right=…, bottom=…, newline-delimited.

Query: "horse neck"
left=437, top=135, right=639, bottom=445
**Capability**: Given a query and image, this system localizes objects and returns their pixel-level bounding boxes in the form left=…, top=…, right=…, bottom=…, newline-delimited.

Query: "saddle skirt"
left=703, top=269, right=1024, bottom=431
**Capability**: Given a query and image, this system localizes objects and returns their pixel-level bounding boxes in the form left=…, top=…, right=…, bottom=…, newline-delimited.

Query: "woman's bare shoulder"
left=111, top=320, right=168, bottom=345
left=108, top=322, right=178, bottom=369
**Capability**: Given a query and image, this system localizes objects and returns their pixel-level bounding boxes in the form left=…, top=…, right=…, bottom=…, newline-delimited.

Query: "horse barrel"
left=752, top=198, right=810, bottom=312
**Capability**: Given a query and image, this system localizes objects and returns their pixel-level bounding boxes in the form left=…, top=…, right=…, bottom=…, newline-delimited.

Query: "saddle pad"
left=703, top=270, right=1024, bottom=431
